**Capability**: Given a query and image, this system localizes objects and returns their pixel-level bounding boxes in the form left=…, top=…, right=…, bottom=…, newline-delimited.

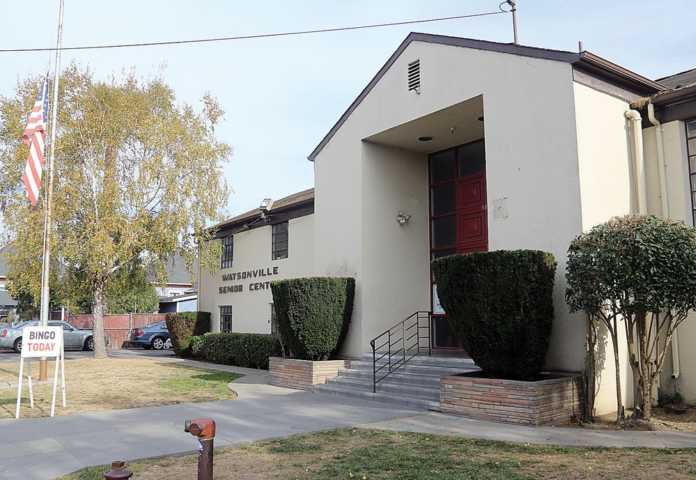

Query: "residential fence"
left=67, top=312, right=167, bottom=349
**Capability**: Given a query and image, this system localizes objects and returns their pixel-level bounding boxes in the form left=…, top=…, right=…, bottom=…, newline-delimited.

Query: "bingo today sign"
left=15, top=326, right=66, bottom=418
left=22, top=326, right=62, bottom=357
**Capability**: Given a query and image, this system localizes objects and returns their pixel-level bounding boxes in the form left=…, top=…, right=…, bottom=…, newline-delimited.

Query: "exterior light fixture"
left=396, top=212, right=411, bottom=226
left=259, top=198, right=274, bottom=220
left=417, top=136, right=433, bottom=142
left=477, top=116, right=484, bottom=122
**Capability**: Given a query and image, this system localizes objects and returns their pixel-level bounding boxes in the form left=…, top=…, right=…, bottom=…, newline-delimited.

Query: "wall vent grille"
left=408, top=59, right=421, bottom=93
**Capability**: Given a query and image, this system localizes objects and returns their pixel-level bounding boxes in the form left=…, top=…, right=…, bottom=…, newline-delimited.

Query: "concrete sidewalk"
left=0, top=376, right=417, bottom=479
left=361, top=411, right=696, bottom=448
left=3, top=351, right=696, bottom=479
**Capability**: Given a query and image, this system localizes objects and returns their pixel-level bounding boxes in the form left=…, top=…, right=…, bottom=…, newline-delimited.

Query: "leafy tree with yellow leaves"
left=0, top=66, right=230, bottom=357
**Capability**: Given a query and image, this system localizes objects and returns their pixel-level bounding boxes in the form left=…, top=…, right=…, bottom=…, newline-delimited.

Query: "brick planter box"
left=269, top=357, right=349, bottom=390
left=440, top=372, right=581, bottom=425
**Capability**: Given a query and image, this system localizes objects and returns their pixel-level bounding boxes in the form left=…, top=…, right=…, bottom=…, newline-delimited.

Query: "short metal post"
left=103, top=461, right=132, bottom=479
left=428, top=313, right=432, bottom=356
left=370, top=340, right=376, bottom=393
left=387, top=330, right=391, bottom=372
left=402, top=321, right=406, bottom=364
left=185, top=418, right=216, bottom=480
left=198, top=437, right=214, bottom=480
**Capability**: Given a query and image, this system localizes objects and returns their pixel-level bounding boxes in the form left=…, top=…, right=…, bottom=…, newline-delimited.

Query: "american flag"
left=21, top=77, right=50, bottom=207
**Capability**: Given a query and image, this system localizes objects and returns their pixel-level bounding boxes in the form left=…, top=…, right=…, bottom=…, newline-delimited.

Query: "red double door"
left=429, top=140, right=487, bottom=350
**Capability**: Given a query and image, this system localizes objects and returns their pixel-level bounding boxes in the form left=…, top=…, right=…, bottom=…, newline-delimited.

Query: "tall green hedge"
left=432, top=250, right=556, bottom=379
left=271, top=277, right=355, bottom=360
left=165, top=311, right=211, bottom=356
left=190, top=332, right=280, bottom=369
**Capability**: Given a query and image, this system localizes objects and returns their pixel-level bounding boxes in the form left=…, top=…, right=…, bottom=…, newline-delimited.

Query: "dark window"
left=687, top=119, right=696, bottom=225
left=220, top=305, right=232, bottom=333
left=458, top=141, right=486, bottom=176
left=430, top=149, right=456, bottom=183
left=431, top=215, right=456, bottom=248
left=221, top=235, right=234, bottom=269
left=431, top=183, right=456, bottom=216
left=272, top=222, right=289, bottom=260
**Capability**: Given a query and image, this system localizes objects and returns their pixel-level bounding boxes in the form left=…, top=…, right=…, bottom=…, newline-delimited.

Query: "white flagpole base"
left=15, top=357, right=24, bottom=419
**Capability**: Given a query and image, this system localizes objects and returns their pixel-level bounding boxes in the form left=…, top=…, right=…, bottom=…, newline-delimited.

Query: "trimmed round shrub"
left=432, top=250, right=556, bottom=379
left=271, top=277, right=355, bottom=360
left=165, top=311, right=211, bottom=356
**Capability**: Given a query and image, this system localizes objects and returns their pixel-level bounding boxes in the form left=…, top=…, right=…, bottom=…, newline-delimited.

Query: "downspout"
left=647, top=101, right=681, bottom=382
left=625, top=109, right=647, bottom=214
left=624, top=108, right=647, bottom=409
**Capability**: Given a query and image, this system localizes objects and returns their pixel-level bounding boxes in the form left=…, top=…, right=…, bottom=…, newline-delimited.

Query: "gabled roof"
left=307, top=32, right=664, bottom=161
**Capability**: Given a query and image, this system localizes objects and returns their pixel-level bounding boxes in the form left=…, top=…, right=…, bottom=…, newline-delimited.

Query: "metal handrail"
left=369, top=311, right=431, bottom=393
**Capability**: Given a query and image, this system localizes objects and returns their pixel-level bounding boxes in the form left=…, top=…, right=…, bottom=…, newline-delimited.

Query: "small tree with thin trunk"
left=566, top=215, right=696, bottom=420
left=0, top=66, right=229, bottom=358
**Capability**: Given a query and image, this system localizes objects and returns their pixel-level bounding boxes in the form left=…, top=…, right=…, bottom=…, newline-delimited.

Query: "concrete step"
left=324, top=376, right=440, bottom=401
left=338, top=368, right=455, bottom=387
left=312, top=354, right=477, bottom=411
left=357, top=353, right=476, bottom=368
left=313, top=382, right=440, bottom=411
left=347, top=360, right=476, bottom=378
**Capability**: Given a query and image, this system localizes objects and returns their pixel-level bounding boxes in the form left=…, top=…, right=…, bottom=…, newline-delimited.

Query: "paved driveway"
left=0, top=370, right=418, bottom=479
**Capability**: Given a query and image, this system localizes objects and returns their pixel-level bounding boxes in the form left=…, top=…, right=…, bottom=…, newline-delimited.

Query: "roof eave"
left=573, top=52, right=664, bottom=96
left=652, top=83, right=696, bottom=106
left=209, top=197, right=315, bottom=235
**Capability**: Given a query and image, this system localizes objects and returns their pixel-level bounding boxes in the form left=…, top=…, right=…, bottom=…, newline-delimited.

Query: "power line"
left=0, top=10, right=508, bottom=53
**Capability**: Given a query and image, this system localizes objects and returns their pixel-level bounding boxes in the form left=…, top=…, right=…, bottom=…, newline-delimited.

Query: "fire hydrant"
left=185, top=418, right=216, bottom=480
left=103, top=461, right=133, bottom=479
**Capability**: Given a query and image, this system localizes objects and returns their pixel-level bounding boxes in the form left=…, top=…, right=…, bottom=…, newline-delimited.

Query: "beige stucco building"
left=199, top=33, right=696, bottom=415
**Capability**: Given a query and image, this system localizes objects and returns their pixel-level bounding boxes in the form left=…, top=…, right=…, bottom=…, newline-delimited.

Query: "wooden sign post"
left=15, top=326, right=66, bottom=419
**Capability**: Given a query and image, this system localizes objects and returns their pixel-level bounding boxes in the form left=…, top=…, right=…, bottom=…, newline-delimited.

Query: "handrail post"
left=402, top=320, right=406, bottom=364
left=428, top=312, right=432, bottom=356
left=370, top=339, right=376, bottom=393
left=388, top=330, right=391, bottom=372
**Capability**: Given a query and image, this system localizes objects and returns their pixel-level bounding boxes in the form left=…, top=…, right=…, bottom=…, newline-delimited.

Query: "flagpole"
left=38, top=0, right=65, bottom=381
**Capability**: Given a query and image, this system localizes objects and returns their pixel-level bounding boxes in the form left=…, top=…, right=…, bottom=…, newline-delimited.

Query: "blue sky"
left=0, top=0, right=693, bottom=219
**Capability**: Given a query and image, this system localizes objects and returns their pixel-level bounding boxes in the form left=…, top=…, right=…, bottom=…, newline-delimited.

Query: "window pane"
left=430, top=149, right=456, bottom=183
left=431, top=183, right=455, bottom=215
left=458, top=141, right=485, bottom=176
left=689, top=138, right=696, bottom=154
left=221, top=235, right=234, bottom=268
left=688, top=120, right=696, bottom=139
left=220, top=305, right=232, bottom=333
left=431, top=215, right=456, bottom=248
left=272, top=222, right=289, bottom=260
left=689, top=156, right=696, bottom=172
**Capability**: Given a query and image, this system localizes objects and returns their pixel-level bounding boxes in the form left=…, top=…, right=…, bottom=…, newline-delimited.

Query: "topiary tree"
left=165, top=311, right=211, bottom=356
left=432, top=250, right=556, bottom=380
left=566, top=215, right=696, bottom=420
left=271, top=277, right=355, bottom=361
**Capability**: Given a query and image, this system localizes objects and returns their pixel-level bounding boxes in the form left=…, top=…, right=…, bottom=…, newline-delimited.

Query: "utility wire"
left=0, top=10, right=507, bottom=53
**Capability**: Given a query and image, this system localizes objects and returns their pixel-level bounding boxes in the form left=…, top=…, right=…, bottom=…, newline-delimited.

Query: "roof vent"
left=408, top=59, right=421, bottom=94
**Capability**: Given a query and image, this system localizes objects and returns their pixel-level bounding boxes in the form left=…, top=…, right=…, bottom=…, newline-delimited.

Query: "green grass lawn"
left=160, top=371, right=240, bottom=397
left=0, top=358, right=241, bottom=418
left=58, top=428, right=696, bottom=480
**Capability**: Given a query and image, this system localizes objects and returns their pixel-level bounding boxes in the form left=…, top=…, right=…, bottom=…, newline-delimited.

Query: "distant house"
left=158, top=292, right=198, bottom=313
left=152, top=255, right=197, bottom=314
left=0, top=247, right=18, bottom=321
